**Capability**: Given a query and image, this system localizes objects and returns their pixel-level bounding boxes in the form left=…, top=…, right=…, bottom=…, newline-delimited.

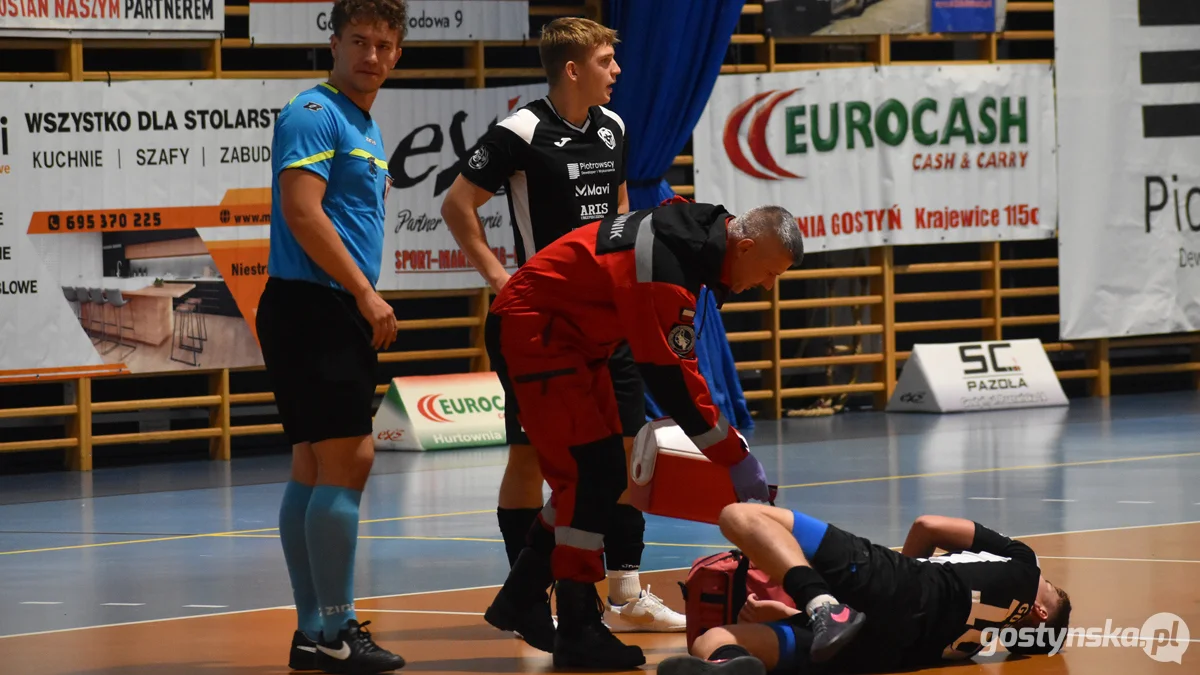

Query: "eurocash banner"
left=1056, top=0, right=1200, bottom=339
left=0, top=79, right=538, bottom=380
left=693, top=64, right=1057, bottom=253
left=886, top=339, right=1068, bottom=413
left=373, top=373, right=507, bottom=451
left=249, top=0, right=529, bottom=45
left=0, top=0, right=224, bottom=38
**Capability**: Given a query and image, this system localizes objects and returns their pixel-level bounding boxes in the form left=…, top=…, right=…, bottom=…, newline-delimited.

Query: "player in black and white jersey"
left=442, top=17, right=629, bottom=284
left=451, top=86, right=628, bottom=266
left=441, top=16, right=686, bottom=640
left=658, top=504, right=1072, bottom=675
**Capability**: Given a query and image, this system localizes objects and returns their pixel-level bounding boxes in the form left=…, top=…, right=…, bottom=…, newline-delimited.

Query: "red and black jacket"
left=490, top=198, right=747, bottom=466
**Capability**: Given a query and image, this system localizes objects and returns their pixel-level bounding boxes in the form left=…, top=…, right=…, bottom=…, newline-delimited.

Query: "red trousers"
left=489, top=311, right=629, bottom=583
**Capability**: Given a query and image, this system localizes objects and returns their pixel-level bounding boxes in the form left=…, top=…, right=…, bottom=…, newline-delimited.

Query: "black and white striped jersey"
left=914, top=524, right=1042, bottom=662
left=460, top=97, right=627, bottom=266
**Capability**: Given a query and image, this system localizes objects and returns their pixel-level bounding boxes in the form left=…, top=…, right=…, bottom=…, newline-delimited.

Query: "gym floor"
left=0, top=391, right=1197, bottom=674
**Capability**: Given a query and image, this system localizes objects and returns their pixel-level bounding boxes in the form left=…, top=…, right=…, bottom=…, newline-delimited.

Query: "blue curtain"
left=605, top=0, right=746, bottom=210
left=604, top=0, right=754, bottom=430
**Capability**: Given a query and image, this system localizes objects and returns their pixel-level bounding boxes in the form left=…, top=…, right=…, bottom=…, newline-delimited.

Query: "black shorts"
left=767, top=525, right=930, bottom=673
left=485, top=312, right=646, bottom=446
left=256, top=277, right=378, bottom=446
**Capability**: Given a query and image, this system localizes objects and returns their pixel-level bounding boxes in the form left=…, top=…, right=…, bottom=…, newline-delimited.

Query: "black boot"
left=552, top=579, right=646, bottom=669
left=484, top=547, right=556, bottom=652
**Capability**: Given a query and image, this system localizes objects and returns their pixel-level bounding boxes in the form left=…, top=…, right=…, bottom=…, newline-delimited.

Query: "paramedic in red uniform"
left=481, top=198, right=803, bottom=669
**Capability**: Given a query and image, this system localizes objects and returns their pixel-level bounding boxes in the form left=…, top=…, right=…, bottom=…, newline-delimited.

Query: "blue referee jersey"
left=268, top=82, right=391, bottom=290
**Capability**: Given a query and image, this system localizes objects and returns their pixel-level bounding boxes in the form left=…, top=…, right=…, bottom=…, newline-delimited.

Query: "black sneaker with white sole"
left=314, top=620, right=406, bottom=674
left=289, top=630, right=320, bottom=671
left=656, top=654, right=766, bottom=675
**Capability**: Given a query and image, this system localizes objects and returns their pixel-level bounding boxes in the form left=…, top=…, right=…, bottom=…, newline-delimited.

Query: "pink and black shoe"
left=808, top=602, right=865, bottom=663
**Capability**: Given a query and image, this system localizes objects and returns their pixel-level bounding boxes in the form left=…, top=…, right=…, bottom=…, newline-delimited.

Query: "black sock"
left=604, top=504, right=646, bottom=572
left=497, top=507, right=541, bottom=567
left=709, top=644, right=752, bottom=661
left=782, top=566, right=831, bottom=612
left=527, top=516, right=556, bottom=558
left=507, top=546, right=554, bottom=601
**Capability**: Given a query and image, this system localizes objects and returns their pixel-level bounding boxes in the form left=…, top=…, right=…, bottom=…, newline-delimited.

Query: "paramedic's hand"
left=730, top=452, right=770, bottom=503
left=740, top=593, right=801, bottom=623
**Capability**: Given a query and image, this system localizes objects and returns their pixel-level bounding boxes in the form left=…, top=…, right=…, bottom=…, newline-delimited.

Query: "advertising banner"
left=762, top=0, right=1005, bottom=37
left=0, top=79, right=541, bottom=379
left=692, top=64, right=1057, bottom=253
left=0, top=0, right=224, bottom=38
left=886, top=339, right=1068, bottom=413
left=930, top=0, right=996, bottom=33
left=1055, top=0, right=1200, bottom=339
left=249, top=0, right=529, bottom=46
left=372, top=372, right=507, bottom=451
left=374, top=82, right=542, bottom=290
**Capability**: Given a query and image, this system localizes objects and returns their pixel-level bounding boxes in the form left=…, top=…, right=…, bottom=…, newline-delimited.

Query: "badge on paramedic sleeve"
left=668, top=323, right=696, bottom=358
left=678, top=307, right=696, bottom=324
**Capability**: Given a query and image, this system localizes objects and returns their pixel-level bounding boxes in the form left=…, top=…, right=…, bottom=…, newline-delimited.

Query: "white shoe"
left=603, top=585, right=686, bottom=633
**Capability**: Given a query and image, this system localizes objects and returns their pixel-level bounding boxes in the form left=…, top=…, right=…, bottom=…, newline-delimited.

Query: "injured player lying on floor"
left=659, top=504, right=1072, bottom=675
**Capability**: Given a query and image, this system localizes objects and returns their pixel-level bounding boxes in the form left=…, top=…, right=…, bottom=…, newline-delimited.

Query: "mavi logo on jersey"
left=575, top=183, right=610, bottom=197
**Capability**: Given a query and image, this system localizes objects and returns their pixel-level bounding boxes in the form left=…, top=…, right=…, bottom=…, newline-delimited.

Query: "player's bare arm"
left=900, top=515, right=977, bottom=558
left=442, top=174, right=511, bottom=294
left=738, top=593, right=801, bottom=623
left=279, top=169, right=396, bottom=350
left=618, top=182, right=629, bottom=214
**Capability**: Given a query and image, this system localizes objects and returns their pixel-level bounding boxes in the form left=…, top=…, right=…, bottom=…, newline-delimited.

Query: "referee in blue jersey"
left=255, top=1, right=408, bottom=673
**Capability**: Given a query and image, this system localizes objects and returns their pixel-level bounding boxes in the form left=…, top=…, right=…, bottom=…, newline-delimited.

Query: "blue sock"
left=279, top=480, right=321, bottom=640
left=790, top=510, right=829, bottom=559
left=766, top=621, right=801, bottom=673
left=306, top=485, right=363, bottom=642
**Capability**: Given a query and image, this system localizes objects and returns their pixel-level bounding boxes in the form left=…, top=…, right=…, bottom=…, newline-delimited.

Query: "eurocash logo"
left=415, top=393, right=504, bottom=424
left=724, top=89, right=1029, bottom=180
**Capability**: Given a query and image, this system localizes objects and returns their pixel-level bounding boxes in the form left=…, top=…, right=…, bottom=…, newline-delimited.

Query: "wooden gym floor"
left=0, top=391, right=1197, bottom=674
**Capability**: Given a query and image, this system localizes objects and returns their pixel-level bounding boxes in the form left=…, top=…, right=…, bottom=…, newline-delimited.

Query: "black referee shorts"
left=485, top=313, right=646, bottom=446
left=256, top=277, right=378, bottom=446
